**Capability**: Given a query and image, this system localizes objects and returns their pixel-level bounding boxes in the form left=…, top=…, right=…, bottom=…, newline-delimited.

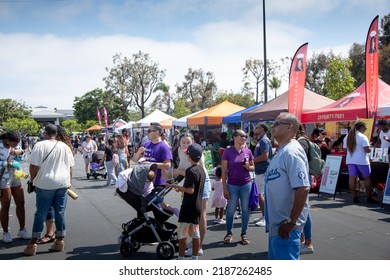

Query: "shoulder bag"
left=27, top=141, right=58, bottom=193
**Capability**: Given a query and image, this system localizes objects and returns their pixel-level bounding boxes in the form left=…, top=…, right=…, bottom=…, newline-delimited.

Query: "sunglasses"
left=272, top=120, right=291, bottom=127
left=147, top=129, right=157, bottom=133
left=235, top=134, right=247, bottom=139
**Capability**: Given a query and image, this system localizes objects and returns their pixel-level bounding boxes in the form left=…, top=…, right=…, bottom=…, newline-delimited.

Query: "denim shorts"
left=202, top=173, right=211, bottom=199
left=268, top=229, right=301, bottom=260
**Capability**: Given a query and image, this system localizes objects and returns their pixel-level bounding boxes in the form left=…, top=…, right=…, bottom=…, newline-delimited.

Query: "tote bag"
left=249, top=180, right=259, bottom=211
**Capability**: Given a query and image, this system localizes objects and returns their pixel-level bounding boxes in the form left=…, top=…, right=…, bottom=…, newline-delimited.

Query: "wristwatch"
left=287, top=216, right=296, bottom=225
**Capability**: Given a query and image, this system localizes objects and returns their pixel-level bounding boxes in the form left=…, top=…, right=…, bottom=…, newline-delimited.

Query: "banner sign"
left=319, top=155, right=343, bottom=195
left=365, top=15, right=379, bottom=118
left=97, top=107, right=102, bottom=126
left=288, top=43, right=308, bottom=121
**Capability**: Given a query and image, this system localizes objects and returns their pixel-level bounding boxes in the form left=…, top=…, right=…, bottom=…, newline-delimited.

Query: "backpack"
left=298, top=137, right=325, bottom=176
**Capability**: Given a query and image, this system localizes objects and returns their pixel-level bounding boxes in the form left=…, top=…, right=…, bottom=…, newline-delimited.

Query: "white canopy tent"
left=172, top=109, right=208, bottom=127
left=135, top=109, right=174, bottom=128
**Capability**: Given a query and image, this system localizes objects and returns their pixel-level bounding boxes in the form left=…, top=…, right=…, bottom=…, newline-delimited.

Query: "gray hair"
left=279, top=113, right=299, bottom=134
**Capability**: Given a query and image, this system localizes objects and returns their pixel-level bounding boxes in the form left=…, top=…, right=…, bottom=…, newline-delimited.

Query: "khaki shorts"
left=177, top=222, right=200, bottom=240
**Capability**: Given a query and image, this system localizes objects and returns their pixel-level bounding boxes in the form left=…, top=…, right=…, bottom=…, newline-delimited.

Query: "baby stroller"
left=88, top=151, right=107, bottom=180
left=116, top=163, right=178, bottom=260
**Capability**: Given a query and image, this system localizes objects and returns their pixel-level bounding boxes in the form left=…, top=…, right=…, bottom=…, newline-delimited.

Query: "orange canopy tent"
left=85, top=124, right=102, bottom=131
left=159, top=117, right=176, bottom=129
left=187, top=101, right=245, bottom=126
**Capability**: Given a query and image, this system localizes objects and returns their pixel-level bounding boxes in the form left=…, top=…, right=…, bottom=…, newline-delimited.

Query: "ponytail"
left=346, top=122, right=366, bottom=154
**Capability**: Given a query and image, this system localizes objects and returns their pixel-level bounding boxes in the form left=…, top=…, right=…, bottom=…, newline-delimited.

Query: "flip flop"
left=37, top=234, right=55, bottom=244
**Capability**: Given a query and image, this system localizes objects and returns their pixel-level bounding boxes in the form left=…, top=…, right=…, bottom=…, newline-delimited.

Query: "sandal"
left=37, top=234, right=56, bottom=244
left=24, top=244, right=38, bottom=256
left=223, top=234, right=233, bottom=244
left=241, top=234, right=250, bottom=245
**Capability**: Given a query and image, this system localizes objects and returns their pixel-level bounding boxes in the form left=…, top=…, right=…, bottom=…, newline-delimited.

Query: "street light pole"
left=263, top=0, right=268, bottom=103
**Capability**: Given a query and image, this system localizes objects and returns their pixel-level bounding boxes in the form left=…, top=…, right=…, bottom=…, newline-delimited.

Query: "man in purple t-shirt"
left=133, top=122, right=172, bottom=187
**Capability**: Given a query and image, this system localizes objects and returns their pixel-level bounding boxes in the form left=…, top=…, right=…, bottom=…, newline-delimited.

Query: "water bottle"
left=11, top=161, right=21, bottom=168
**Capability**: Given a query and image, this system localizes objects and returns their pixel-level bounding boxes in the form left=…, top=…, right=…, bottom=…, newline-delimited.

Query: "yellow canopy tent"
left=85, top=124, right=102, bottom=131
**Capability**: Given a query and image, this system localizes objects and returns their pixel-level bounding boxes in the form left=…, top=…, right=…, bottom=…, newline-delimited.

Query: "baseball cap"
left=185, top=143, right=203, bottom=161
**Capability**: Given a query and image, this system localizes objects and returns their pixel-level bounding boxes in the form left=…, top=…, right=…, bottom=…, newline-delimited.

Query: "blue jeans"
left=105, top=160, right=117, bottom=185
left=303, top=211, right=312, bottom=241
left=32, top=187, right=67, bottom=239
left=117, top=154, right=127, bottom=175
left=268, top=229, right=301, bottom=260
left=226, top=182, right=251, bottom=235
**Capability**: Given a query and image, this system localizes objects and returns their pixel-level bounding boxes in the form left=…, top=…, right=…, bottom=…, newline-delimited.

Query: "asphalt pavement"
left=0, top=153, right=389, bottom=260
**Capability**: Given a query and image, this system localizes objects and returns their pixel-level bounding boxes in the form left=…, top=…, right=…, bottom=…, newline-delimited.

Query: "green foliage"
left=306, top=51, right=334, bottom=95
left=348, top=43, right=365, bottom=87
left=150, top=82, right=174, bottom=115
left=61, top=119, right=83, bottom=134
left=241, top=58, right=279, bottom=103
left=73, top=88, right=124, bottom=125
left=268, top=76, right=282, bottom=99
left=175, top=68, right=217, bottom=112
left=0, top=99, right=32, bottom=125
left=325, top=56, right=356, bottom=100
left=214, top=91, right=255, bottom=108
left=380, top=43, right=390, bottom=84
left=1, top=117, right=39, bottom=135
left=172, top=99, right=191, bottom=118
left=104, top=51, right=166, bottom=119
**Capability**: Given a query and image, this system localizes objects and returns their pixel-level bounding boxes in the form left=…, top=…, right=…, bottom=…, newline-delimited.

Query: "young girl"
left=211, top=166, right=227, bottom=224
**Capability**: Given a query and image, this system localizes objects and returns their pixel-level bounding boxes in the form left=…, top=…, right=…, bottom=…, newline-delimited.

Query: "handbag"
left=27, top=141, right=58, bottom=194
left=249, top=180, right=259, bottom=211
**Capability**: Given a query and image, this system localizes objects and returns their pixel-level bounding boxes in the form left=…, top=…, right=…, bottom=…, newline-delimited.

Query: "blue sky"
left=0, top=0, right=389, bottom=111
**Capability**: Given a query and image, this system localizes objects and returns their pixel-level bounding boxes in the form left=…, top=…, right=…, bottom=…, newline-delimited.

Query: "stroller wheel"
left=120, top=243, right=132, bottom=257
left=156, top=241, right=175, bottom=260
left=103, top=173, right=107, bottom=179
left=94, top=175, right=98, bottom=179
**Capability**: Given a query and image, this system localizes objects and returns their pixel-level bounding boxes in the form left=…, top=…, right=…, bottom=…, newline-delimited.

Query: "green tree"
left=379, top=13, right=390, bottom=84
left=150, top=82, right=174, bottom=115
left=306, top=52, right=334, bottom=95
left=241, top=58, right=278, bottom=104
left=0, top=99, right=31, bottom=125
left=214, top=91, right=255, bottom=108
left=1, top=117, right=39, bottom=135
left=380, top=13, right=390, bottom=46
left=73, top=88, right=123, bottom=125
left=104, top=51, right=166, bottom=118
left=175, top=68, right=217, bottom=112
left=61, top=119, right=83, bottom=134
left=348, top=43, right=365, bottom=87
left=172, top=99, right=191, bottom=119
left=325, top=56, right=356, bottom=100
left=268, top=76, right=282, bottom=99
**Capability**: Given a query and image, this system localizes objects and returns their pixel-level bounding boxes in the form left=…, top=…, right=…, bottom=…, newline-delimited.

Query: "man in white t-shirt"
left=375, top=119, right=390, bottom=150
left=82, top=135, right=97, bottom=178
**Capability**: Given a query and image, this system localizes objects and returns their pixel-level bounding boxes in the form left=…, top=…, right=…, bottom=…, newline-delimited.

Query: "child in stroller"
left=88, top=151, right=107, bottom=179
left=115, top=163, right=179, bottom=259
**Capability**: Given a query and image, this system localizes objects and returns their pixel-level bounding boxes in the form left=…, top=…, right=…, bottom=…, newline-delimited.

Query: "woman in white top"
left=343, top=122, right=377, bottom=204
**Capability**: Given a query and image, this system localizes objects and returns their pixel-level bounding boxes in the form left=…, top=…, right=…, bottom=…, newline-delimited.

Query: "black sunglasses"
left=234, top=134, right=247, bottom=138
left=272, top=120, right=291, bottom=127
left=147, top=129, right=157, bottom=133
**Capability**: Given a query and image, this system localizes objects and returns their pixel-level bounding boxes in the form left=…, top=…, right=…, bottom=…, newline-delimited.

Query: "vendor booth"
left=301, top=79, right=390, bottom=123
left=241, top=88, right=334, bottom=121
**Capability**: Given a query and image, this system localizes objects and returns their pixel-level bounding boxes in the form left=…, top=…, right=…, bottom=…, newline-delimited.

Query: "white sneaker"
left=2, top=232, right=13, bottom=243
left=300, top=244, right=314, bottom=255
left=217, top=219, right=226, bottom=224
left=184, top=248, right=203, bottom=257
left=17, top=229, right=31, bottom=240
left=213, top=219, right=220, bottom=224
left=253, top=216, right=262, bottom=223
left=255, top=217, right=266, bottom=227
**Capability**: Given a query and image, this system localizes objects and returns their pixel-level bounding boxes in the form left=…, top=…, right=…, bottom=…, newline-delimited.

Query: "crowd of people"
left=1, top=114, right=388, bottom=260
